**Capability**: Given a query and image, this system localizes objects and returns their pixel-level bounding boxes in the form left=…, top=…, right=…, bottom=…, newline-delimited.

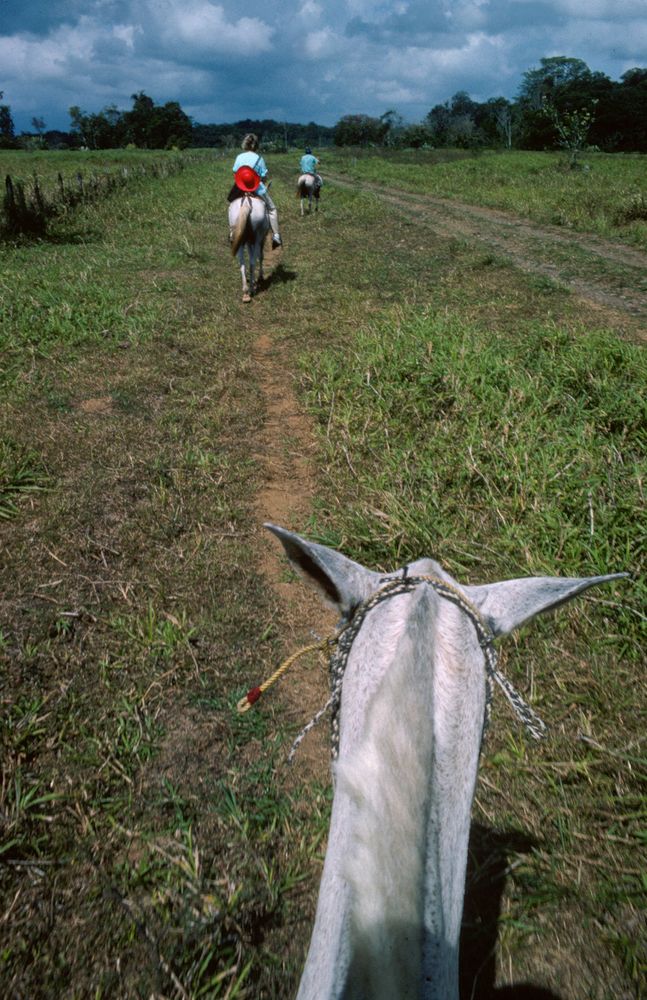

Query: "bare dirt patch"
left=76, top=396, right=115, bottom=414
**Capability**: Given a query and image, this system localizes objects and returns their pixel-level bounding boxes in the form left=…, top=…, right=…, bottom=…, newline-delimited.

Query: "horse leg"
left=300, top=195, right=305, bottom=217
left=239, top=250, right=251, bottom=303
left=257, top=242, right=264, bottom=288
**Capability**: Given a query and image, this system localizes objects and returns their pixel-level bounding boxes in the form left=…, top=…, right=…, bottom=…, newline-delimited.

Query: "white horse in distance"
left=228, top=193, right=269, bottom=302
left=297, top=173, right=321, bottom=215
left=265, top=524, right=625, bottom=1000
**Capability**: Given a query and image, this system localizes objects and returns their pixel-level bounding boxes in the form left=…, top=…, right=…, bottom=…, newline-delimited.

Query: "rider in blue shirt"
left=232, top=133, right=282, bottom=248
left=299, top=147, right=322, bottom=191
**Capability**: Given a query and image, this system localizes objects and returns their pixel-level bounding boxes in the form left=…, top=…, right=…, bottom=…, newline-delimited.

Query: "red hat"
left=235, top=165, right=261, bottom=192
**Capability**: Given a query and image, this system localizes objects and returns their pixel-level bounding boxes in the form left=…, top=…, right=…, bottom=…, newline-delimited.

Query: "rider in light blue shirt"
left=232, top=133, right=282, bottom=248
left=299, top=147, right=322, bottom=191
left=233, top=150, right=269, bottom=195
left=300, top=151, right=318, bottom=174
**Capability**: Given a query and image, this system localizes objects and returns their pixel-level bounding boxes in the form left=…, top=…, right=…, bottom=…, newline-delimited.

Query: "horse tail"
left=231, top=198, right=250, bottom=256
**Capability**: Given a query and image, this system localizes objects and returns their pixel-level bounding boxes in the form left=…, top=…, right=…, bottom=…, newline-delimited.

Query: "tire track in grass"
left=328, top=175, right=647, bottom=340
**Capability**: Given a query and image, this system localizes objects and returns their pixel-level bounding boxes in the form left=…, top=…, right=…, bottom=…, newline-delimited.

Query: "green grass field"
left=324, top=147, right=647, bottom=249
left=0, top=148, right=645, bottom=998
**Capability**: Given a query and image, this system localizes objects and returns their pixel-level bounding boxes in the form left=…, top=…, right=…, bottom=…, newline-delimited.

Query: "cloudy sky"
left=2, top=0, right=646, bottom=133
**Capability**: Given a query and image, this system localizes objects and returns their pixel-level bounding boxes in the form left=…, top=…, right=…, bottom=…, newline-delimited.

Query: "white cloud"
left=113, top=25, right=137, bottom=50
left=374, top=79, right=421, bottom=103
left=0, top=22, right=95, bottom=82
left=304, top=27, right=341, bottom=58
left=445, top=0, right=490, bottom=31
left=386, top=31, right=505, bottom=82
left=149, top=1, right=274, bottom=56
left=298, top=2, right=323, bottom=19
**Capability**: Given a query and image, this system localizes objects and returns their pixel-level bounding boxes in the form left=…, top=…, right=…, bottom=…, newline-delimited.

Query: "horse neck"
left=297, top=588, right=486, bottom=1000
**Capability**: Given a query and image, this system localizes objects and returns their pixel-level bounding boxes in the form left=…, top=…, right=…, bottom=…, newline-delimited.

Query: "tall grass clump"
left=0, top=439, right=48, bottom=518
left=303, top=313, right=645, bottom=992
left=0, top=150, right=195, bottom=238
left=304, top=313, right=645, bottom=647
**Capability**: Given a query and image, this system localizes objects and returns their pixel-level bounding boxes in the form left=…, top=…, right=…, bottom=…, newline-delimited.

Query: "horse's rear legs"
left=240, top=261, right=251, bottom=303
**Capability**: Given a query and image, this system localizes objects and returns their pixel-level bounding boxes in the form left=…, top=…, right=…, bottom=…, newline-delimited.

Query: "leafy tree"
left=69, top=106, right=93, bottom=147
left=476, top=98, right=516, bottom=148
left=517, top=56, right=604, bottom=149
left=399, top=123, right=433, bottom=148
left=542, top=99, right=596, bottom=166
left=603, top=69, right=647, bottom=151
left=519, top=56, right=593, bottom=110
left=425, top=102, right=452, bottom=145
left=450, top=90, right=479, bottom=119
left=380, top=109, right=405, bottom=147
left=425, top=93, right=482, bottom=148
left=447, top=114, right=479, bottom=148
left=334, top=114, right=388, bottom=146
left=123, top=93, right=192, bottom=148
left=124, top=92, right=156, bottom=146
left=68, top=94, right=192, bottom=149
left=0, top=92, right=16, bottom=148
left=191, top=118, right=334, bottom=149
left=156, top=100, right=193, bottom=149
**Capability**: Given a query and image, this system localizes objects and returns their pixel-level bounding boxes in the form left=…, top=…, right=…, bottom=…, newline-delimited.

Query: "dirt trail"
left=329, top=175, right=647, bottom=339
left=251, top=328, right=335, bottom=779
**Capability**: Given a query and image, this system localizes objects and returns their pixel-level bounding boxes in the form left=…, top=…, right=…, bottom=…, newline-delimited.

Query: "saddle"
left=227, top=185, right=261, bottom=203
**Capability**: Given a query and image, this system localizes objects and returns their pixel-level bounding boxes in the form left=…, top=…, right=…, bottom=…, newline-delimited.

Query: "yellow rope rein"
left=237, top=635, right=338, bottom=714
left=237, top=572, right=547, bottom=749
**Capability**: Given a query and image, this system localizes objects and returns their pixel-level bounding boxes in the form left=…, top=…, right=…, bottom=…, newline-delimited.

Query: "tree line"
left=0, top=92, right=335, bottom=152
left=1, top=57, right=645, bottom=154
left=0, top=92, right=193, bottom=151
left=335, top=58, right=647, bottom=153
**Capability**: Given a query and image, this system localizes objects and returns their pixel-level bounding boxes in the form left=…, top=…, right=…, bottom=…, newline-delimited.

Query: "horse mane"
left=230, top=197, right=251, bottom=256
left=336, top=589, right=434, bottom=998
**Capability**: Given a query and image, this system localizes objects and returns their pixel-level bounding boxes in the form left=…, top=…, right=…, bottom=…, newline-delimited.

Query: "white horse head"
left=265, top=524, right=626, bottom=1000
left=297, top=173, right=321, bottom=216
left=228, top=193, right=269, bottom=302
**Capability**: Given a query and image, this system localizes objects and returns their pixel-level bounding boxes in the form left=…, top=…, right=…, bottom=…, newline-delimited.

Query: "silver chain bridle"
left=288, top=573, right=547, bottom=763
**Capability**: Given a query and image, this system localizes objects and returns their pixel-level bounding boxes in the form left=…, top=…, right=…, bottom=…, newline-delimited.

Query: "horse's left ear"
left=264, top=524, right=382, bottom=619
left=463, top=572, right=629, bottom=637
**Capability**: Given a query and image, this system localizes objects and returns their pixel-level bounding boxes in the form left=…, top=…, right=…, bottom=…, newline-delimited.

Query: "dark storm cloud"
left=1, top=0, right=645, bottom=132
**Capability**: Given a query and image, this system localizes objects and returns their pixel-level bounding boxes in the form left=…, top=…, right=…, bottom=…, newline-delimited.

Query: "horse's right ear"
left=264, top=524, right=382, bottom=620
left=464, top=572, right=628, bottom=637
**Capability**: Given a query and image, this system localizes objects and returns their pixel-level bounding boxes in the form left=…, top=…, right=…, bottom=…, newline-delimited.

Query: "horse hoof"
left=242, top=292, right=252, bottom=303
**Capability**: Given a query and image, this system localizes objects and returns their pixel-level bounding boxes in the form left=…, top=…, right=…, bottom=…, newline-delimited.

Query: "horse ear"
left=264, top=524, right=381, bottom=619
left=464, top=572, right=628, bottom=637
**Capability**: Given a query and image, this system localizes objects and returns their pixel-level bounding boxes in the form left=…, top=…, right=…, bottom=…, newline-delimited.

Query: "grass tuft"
left=0, top=439, right=48, bottom=518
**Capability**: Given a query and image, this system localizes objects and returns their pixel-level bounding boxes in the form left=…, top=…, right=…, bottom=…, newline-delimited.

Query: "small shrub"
left=614, top=191, right=647, bottom=225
